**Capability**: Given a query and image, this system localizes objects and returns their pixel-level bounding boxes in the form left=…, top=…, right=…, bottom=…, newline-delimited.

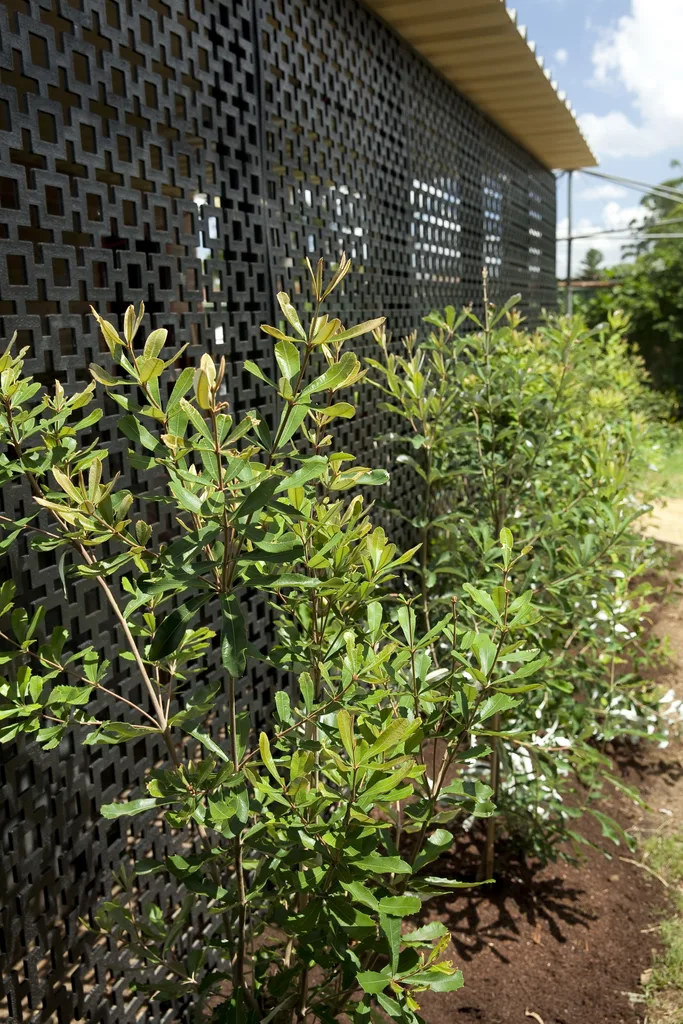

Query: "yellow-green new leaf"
left=259, top=732, right=282, bottom=784
left=274, top=339, right=300, bottom=381
left=318, top=402, right=355, bottom=421
left=89, top=363, right=120, bottom=387
left=143, top=328, right=167, bottom=359
left=52, top=468, right=83, bottom=505
left=331, top=317, right=385, bottom=344
left=365, top=717, right=412, bottom=760
left=337, top=709, right=355, bottom=762
left=276, top=291, right=306, bottom=340
left=90, top=307, right=122, bottom=355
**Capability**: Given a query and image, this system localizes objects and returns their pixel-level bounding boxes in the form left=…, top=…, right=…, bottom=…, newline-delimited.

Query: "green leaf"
left=329, top=317, right=385, bottom=344
left=341, top=881, right=380, bottom=912
left=413, top=829, right=453, bottom=873
left=337, top=709, right=355, bottom=761
left=365, top=718, right=412, bottom=760
left=101, top=797, right=168, bottom=819
left=220, top=595, right=247, bottom=679
left=47, top=685, right=91, bottom=706
left=300, top=351, right=359, bottom=397
left=169, top=479, right=204, bottom=515
left=589, top=809, right=633, bottom=848
left=471, top=633, right=497, bottom=676
left=477, top=693, right=519, bottom=723
left=402, top=921, right=450, bottom=945
left=234, top=477, right=279, bottom=519
left=274, top=690, right=292, bottom=724
left=89, top=363, right=120, bottom=387
left=118, top=414, right=163, bottom=454
left=377, top=993, right=402, bottom=1018
left=397, top=604, right=416, bottom=644
left=352, top=855, right=412, bottom=875
left=274, top=339, right=300, bottom=380
left=179, top=398, right=213, bottom=441
left=277, top=402, right=309, bottom=449
left=84, top=722, right=157, bottom=745
left=148, top=594, right=209, bottom=661
left=380, top=913, right=401, bottom=973
left=243, top=360, right=277, bottom=388
left=275, top=291, right=307, bottom=340
left=408, top=968, right=464, bottom=992
left=462, top=583, right=502, bottom=625
left=378, top=895, right=421, bottom=917
left=144, top=327, right=167, bottom=359
left=427, top=971, right=465, bottom=993
left=166, top=367, right=196, bottom=415
left=259, top=732, right=282, bottom=784
left=189, top=729, right=231, bottom=763
left=275, top=456, right=327, bottom=493
left=318, top=402, right=355, bottom=420
left=357, top=971, right=391, bottom=995
left=413, top=876, right=494, bottom=892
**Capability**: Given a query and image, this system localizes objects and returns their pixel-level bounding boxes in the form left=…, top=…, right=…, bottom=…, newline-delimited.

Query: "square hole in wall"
left=6, top=254, right=27, bottom=285
left=45, top=185, right=64, bottom=217
left=52, top=258, right=70, bottom=287
left=59, top=328, right=75, bottom=355
left=0, top=177, right=19, bottom=209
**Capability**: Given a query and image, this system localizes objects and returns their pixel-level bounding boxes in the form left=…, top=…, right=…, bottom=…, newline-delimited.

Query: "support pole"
left=566, top=169, right=574, bottom=316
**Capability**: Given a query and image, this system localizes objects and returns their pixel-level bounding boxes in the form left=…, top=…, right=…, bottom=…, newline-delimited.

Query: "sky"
left=511, top=0, right=683, bottom=276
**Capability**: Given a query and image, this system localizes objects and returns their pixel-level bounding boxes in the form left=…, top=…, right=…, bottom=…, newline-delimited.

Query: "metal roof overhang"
left=363, top=0, right=597, bottom=170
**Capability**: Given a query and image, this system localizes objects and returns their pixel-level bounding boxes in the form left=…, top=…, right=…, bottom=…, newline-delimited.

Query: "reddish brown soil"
left=417, top=819, right=659, bottom=1024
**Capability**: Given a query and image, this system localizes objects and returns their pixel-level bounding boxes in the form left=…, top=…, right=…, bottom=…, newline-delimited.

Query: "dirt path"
left=641, top=498, right=683, bottom=548
left=418, top=547, right=683, bottom=1024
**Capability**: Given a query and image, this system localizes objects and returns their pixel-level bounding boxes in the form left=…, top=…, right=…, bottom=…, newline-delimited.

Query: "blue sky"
left=512, top=0, right=683, bottom=274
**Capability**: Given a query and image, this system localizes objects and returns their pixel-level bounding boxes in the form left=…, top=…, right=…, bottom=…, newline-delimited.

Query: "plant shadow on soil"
left=428, top=834, right=596, bottom=966
left=417, top=803, right=662, bottom=1024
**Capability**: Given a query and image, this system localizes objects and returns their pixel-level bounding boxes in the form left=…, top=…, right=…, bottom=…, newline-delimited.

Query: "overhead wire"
left=557, top=217, right=683, bottom=242
left=580, top=168, right=683, bottom=206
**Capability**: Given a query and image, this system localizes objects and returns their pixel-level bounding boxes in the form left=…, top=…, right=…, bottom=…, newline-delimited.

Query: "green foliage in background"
left=370, top=283, right=678, bottom=867
left=577, top=164, right=683, bottom=400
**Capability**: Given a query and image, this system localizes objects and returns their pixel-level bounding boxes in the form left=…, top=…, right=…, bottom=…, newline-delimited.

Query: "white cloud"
left=579, top=0, right=683, bottom=159
left=554, top=47, right=568, bottom=65
left=578, top=182, right=628, bottom=201
left=556, top=200, right=647, bottom=277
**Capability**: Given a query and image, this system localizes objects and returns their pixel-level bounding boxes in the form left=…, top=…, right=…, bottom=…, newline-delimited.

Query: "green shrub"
left=369, top=282, right=678, bottom=866
left=0, top=259, right=550, bottom=1023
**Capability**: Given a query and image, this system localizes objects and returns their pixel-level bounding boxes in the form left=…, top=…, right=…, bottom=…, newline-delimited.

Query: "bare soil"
left=418, top=552, right=683, bottom=1024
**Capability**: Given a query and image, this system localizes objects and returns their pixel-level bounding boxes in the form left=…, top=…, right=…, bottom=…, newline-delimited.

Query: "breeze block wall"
left=0, top=0, right=556, bottom=1020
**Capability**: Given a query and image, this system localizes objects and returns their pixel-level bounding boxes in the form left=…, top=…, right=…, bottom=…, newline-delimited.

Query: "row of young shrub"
left=370, top=282, right=679, bottom=868
left=0, top=260, right=676, bottom=1023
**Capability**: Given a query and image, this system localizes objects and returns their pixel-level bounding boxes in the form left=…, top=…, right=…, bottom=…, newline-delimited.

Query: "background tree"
left=580, top=247, right=604, bottom=280
left=577, top=162, right=683, bottom=402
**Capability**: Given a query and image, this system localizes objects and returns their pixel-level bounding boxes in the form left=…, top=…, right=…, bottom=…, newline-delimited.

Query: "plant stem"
left=483, top=712, right=500, bottom=880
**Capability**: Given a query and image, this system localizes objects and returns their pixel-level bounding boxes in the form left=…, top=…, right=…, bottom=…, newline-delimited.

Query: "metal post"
left=566, top=169, right=574, bottom=316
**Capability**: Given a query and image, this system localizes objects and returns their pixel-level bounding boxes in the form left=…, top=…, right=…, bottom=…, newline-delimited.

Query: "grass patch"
left=643, top=831, right=683, bottom=1022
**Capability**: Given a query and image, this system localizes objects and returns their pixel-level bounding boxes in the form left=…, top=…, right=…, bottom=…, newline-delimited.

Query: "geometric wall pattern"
left=0, top=0, right=556, bottom=1020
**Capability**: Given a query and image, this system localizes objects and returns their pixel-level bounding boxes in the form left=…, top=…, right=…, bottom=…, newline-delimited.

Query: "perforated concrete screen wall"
left=0, top=1, right=556, bottom=1020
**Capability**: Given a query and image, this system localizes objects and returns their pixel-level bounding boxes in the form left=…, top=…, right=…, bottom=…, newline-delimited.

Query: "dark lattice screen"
left=0, top=0, right=556, bottom=1020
